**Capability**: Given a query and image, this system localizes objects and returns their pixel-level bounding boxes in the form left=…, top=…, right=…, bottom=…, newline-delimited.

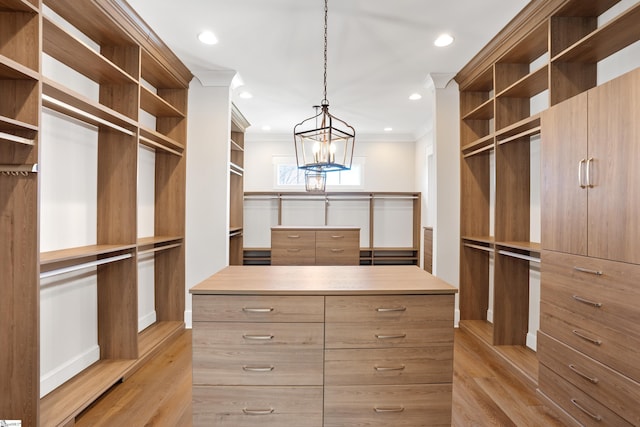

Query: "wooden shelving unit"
left=0, top=0, right=193, bottom=425
left=243, top=191, right=421, bottom=266
left=229, top=103, right=250, bottom=265
left=455, top=0, right=640, bottom=387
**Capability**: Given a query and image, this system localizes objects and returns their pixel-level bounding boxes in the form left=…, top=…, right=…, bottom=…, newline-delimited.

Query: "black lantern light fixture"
left=294, top=0, right=355, bottom=180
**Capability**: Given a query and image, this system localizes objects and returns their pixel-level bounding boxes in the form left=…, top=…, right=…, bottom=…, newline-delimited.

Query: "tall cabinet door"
left=587, top=68, right=640, bottom=264
left=541, top=92, right=588, bottom=255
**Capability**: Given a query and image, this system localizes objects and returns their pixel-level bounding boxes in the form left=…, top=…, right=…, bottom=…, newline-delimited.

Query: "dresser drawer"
left=324, top=384, right=452, bottom=427
left=540, top=301, right=640, bottom=383
left=325, top=346, right=453, bottom=385
left=326, top=295, right=454, bottom=323
left=193, top=295, right=324, bottom=322
left=193, top=386, right=323, bottom=427
left=271, top=230, right=316, bottom=247
left=539, top=365, right=632, bottom=427
left=194, top=347, right=323, bottom=386
left=193, top=322, right=324, bottom=349
left=326, top=320, right=452, bottom=349
left=315, top=230, right=359, bottom=265
left=538, top=331, right=640, bottom=426
left=541, top=251, right=640, bottom=339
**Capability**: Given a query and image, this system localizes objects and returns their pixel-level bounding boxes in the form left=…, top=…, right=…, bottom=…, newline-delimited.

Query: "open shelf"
left=462, top=134, right=495, bottom=158
left=140, top=86, right=186, bottom=118
left=496, top=64, right=548, bottom=99
left=139, top=126, right=184, bottom=156
left=462, top=98, right=494, bottom=120
left=0, top=54, right=39, bottom=80
left=137, top=236, right=183, bottom=256
left=0, top=115, right=37, bottom=145
left=495, top=114, right=541, bottom=144
left=0, top=0, right=38, bottom=12
left=40, top=244, right=136, bottom=266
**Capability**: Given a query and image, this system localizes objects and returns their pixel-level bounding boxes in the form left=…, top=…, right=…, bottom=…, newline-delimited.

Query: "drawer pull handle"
left=242, top=307, right=274, bottom=313
left=376, top=334, right=406, bottom=340
left=287, top=234, right=300, bottom=239
left=376, top=307, right=407, bottom=312
left=374, top=365, right=406, bottom=371
left=287, top=248, right=301, bottom=252
left=568, top=364, right=599, bottom=384
left=243, top=334, right=274, bottom=340
left=243, top=408, right=274, bottom=415
left=331, top=235, right=345, bottom=239
left=330, top=248, right=344, bottom=253
left=570, top=399, right=602, bottom=421
left=243, top=365, right=275, bottom=372
left=572, top=330, right=602, bottom=346
left=374, top=406, right=405, bottom=413
left=572, top=295, right=603, bottom=308
left=573, top=266, right=603, bottom=276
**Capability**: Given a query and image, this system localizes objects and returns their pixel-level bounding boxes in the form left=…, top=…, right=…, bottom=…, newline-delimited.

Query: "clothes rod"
left=137, top=243, right=182, bottom=256
left=40, top=253, right=132, bottom=279
left=42, top=95, right=135, bottom=136
left=463, top=242, right=494, bottom=252
left=0, top=164, right=38, bottom=175
left=0, top=130, right=35, bottom=145
left=497, top=249, right=540, bottom=263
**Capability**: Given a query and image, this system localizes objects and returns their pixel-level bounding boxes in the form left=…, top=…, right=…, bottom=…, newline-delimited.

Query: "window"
left=274, top=157, right=364, bottom=190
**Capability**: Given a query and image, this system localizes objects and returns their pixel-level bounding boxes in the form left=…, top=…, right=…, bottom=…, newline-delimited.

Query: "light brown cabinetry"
left=190, top=265, right=457, bottom=427
left=538, top=67, right=640, bottom=426
left=271, top=226, right=360, bottom=265
left=229, top=104, right=249, bottom=265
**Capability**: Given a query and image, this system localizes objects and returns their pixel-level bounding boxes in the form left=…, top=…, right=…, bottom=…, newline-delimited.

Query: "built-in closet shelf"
left=139, top=127, right=184, bottom=155
left=40, top=244, right=137, bottom=266
left=496, top=65, right=548, bottom=99
left=0, top=115, right=38, bottom=144
left=42, top=17, right=137, bottom=85
left=229, top=161, right=244, bottom=176
left=462, top=134, right=494, bottom=157
left=495, top=114, right=540, bottom=144
left=140, top=86, right=185, bottom=118
left=40, top=320, right=184, bottom=427
left=557, top=0, right=620, bottom=16
left=496, top=242, right=541, bottom=263
left=42, top=78, right=138, bottom=134
left=0, top=54, right=39, bottom=79
left=462, top=98, right=494, bottom=120
left=462, top=235, right=495, bottom=245
left=498, top=21, right=548, bottom=66
left=0, top=0, right=39, bottom=12
left=137, top=236, right=183, bottom=255
left=229, top=226, right=242, bottom=234
left=551, top=2, right=640, bottom=64
left=496, top=241, right=540, bottom=252
left=230, top=138, right=243, bottom=151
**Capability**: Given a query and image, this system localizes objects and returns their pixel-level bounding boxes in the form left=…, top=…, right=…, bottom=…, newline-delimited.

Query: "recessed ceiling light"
left=384, top=127, right=393, bottom=132
left=239, top=91, right=253, bottom=99
left=198, top=31, right=218, bottom=45
left=409, top=93, right=422, bottom=101
left=262, top=125, right=271, bottom=131
left=434, top=33, right=454, bottom=47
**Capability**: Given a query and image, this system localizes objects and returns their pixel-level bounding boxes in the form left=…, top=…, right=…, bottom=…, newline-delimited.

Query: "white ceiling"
left=127, top=0, right=530, bottom=140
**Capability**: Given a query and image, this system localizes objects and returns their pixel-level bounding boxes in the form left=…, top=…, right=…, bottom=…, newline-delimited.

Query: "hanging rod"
left=244, top=195, right=279, bottom=200
left=40, top=253, right=132, bottom=279
left=463, top=242, right=494, bottom=253
left=373, top=196, right=419, bottom=200
left=497, top=249, right=540, bottom=263
left=0, top=130, right=35, bottom=145
left=137, top=243, right=182, bottom=256
left=43, top=94, right=135, bottom=136
left=0, top=164, right=38, bottom=176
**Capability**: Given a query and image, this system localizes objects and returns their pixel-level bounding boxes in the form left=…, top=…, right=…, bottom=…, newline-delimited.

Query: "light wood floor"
left=76, top=328, right=565, bottom=426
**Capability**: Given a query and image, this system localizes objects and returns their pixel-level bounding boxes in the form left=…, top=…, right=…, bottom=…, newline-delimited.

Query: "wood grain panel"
left=324, top=384, right=453, bottom=427
left=325, top=320, right=453, bottom=349
left=326, top=294, right=453, bottom=323
left=192, top=322, right=324, bottom=349
left=193, top=295, right=324, bottom=322
left=492, top=254, right=530, bottom=346
left=192, top=386, right=323, bottom=427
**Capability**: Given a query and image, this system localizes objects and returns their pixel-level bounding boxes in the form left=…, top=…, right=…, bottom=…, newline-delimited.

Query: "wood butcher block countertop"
left=190, top=265, right=458, bottom=295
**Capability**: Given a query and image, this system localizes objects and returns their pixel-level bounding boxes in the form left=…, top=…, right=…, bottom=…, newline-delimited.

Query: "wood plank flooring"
left=76, top=328, right=565, bottom=426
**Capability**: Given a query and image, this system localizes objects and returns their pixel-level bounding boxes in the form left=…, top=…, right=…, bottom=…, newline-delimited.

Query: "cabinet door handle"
left=243, top=408, right=274, bottom=415
left=568, top=364, right=599, bottom=384
left=243, top=365, right=275, bottom=372
left=331, top=235, right=345, bottom=239
left=330, top=248, right=344, bottom=253
left=376, top=307, right=407, bottom=312
left=570, top=399, right=602, bottom=421
left=578, top=159, right=586, bottom=188
left=242, top=307, right=274, bottom=313
left=287, top=234, right=300, bottom=239
left=573, top=266, right=603, bottom=276
left=586, top=157, right=594, bottom=188
left=286, top=248, right=301, bottom=252
left=243, top=334, right=274, bottom=340
left=572, top=295, right=603, bottom=308
left=375, top=333, right=406, bottom=340
left=374, top=406, right=405, bottom=413
left=374, top=365, right=406, bottom=371
left=572, top=329, right=602, bottom=346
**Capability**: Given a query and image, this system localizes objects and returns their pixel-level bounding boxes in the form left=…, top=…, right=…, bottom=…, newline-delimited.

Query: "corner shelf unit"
left=243, top=191, right=421, bottom=266
left=0, top=0, right=193, bottom=425
left=456, top=0, right=640, bottom=383
left=229, top=103, right=250, bottom=265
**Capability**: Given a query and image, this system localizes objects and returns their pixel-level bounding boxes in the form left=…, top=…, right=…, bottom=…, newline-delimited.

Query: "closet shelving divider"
left=456, top=0, right=640, bottom=384
left=229, top=103, right=249, bottom=265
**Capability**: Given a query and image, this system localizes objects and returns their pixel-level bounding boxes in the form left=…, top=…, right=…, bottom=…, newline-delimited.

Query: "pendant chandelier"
left=294, top=0, right=355, bottom=183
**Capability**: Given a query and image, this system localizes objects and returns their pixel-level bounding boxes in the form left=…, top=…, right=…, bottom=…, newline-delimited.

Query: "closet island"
left=190, top=265, right=457, bottom=426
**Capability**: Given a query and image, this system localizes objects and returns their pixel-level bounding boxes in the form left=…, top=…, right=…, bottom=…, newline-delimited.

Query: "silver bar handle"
left=572, top=329, right=602, bottom=346
left=243, top=334, right=274, bottom=340
left=243, top=365, right=275, bottom=372
left=330, top=248, right=344, bottom=253
left=287, top=234, right=300, bottom=239
left=286, top=248, right=301, bottom=252
left=586, top=157, right=594, bottom=188
left=570, top=399, right=602, bottom=421
left=568, top=364, right=599, bottom=384
left=331, top=235, right=344, bottom=239
left=242, top=307, right=274, bottom=313
left=572, top=295, right=603, bottom=308
left=578, top=159, right=586, bottom=188
left=375, top=333, right=407, bottom=340
left=374, top=365, right=406, bottom=371
left=243, top=408, right=274, bottom=415
left=374, top=406, right=405, bottom=413
left=376, top=307, right=407, bottom=312
left=573, top=266, right=603, bottom=276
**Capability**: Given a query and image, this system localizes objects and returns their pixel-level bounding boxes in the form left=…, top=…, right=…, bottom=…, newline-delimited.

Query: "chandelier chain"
left=323, top=0, right=328, bottom=105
